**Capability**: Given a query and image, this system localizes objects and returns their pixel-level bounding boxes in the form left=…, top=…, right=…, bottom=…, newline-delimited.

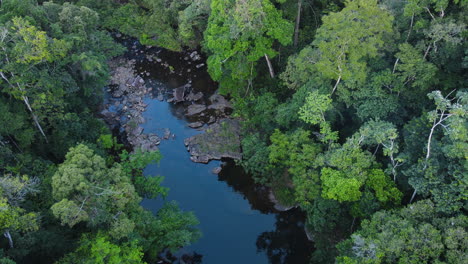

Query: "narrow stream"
left=116, top=41, right=313, bottom=263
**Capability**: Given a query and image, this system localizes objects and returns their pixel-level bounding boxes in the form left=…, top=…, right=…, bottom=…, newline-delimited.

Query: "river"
left=114, top=41, right=313, bottom=264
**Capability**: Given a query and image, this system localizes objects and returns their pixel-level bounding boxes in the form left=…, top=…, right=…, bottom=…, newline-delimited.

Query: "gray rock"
left=185, top=91, right=203, bottom=102
left=190, top=51, right=201, bottom=61
left=184, top=119, right=242, bottom=163
left=186, top=104, right=207, bottom=116
left=208, top=94, right=232, bottom=112
left=172, top=84, right=190, bottom=103
left=188, top=122, right=204, bottom=128
left=163, top=128, right=171, bottom=140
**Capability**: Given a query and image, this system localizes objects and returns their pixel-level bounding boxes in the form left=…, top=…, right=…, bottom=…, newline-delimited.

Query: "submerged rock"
left=211, top=167, right=222, bottom=174
left=184, top=119, right=242, bottom=163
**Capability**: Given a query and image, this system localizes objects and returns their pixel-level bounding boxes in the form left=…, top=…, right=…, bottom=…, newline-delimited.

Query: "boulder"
left=185, top=91, right=203, bottom=102
left=184, top=119, right=242, bottom=163
left=208, top=94, right=232, bottom=112
left=186, top=104, right=207, bottom=116
left=172, top=84, right=190, bottom=103
left=188, top=122, right=204, bottom=128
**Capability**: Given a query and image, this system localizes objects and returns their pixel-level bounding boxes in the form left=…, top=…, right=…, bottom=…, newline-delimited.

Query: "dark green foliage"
left=0, top=0, right=466, bottom=263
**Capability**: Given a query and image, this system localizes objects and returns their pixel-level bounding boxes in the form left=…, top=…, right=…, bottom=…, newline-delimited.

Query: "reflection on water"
left=121, top=39, right=313, bottom=263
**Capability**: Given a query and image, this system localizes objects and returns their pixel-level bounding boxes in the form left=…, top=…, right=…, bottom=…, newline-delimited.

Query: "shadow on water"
left=116, top=37, right=313, bottom=263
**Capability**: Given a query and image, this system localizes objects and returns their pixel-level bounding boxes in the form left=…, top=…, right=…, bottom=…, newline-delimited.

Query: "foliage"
left=57, top=233, right=146, bottom=264
left=204, top=0, right=293, bottom=95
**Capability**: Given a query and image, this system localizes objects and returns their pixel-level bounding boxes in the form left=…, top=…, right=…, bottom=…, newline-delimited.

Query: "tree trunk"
left=409, top=189, right=417, bottom=203
left=294, top=0, right=303, bottom=48
left=4, top=230, right=13, bottom=248
left=264, top=54, right=275, bottom=78
left=0, top=72, right=48, bottom=143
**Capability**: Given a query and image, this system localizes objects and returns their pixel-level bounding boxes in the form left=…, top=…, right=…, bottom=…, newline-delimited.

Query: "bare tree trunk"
left=331, top=75, right=341, bottom=94
left=409, top=189, right=417, bottom=203
left=4, top=230, right=13, bottom=248
left=264, top=54, right=275, bottom=78
left=294, top=0, right=303, bottom=48
left=406, top=13, right=414, bottom=42
left=0, top=72, right=48, bottom=143
left=21, top=95, right=49, bottom=143
left=392, top=58, right=399, bottom=74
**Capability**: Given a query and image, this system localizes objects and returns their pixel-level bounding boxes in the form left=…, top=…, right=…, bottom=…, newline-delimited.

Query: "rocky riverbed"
left=101, top=46, right=242, bottom=162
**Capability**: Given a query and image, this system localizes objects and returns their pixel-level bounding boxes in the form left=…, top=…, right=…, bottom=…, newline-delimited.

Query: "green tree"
left=0, top=174, right=39, bottom=248
left=337, top=200, right=468, bottom=264
left=57, top=233, right=146, bottom=264
left=204, top=0, right=293, bottom=96
left=50, top=144, right=140, bottom=235
left=312, top=0, right=393, bottom=95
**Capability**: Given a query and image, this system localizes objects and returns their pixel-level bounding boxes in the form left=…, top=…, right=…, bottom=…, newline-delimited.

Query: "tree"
left=204, top=0, right=293, bottom=96
left=50, top=144, right=140, bottom=235
left=299, top=89, right=338, bottom=142
left=403, top=90, right=467, bottom=209
left=57, top=233, right=146, bottom=264
left=312, top=0, right=393, bottom=95
left=337, top=200, right=468, bottom=264
left=0, top=17, right=68, bottom=142
left=0, top=174, right=39, bottom=248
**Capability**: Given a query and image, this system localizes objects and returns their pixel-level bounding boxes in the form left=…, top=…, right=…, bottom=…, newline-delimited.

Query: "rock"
left=163, top=128, right=171, bottom=140
left=188, top=122, right=204, bottom=128
left=116, top=33, right=122, bottom=38
left=184, top=119, right=242, bottom=163
left=186, top=104, right=207, bottom=116
left=172, top=84, right=190, bottom=103
left=268, top=190, right=297, bottom=212
left=148, top=134, right=161, bottom=145
left=208, top=93, right=232, bottom=112
left=207, top=116, right=216, bottom=124
left=195, top=63, right=205, bottom=68
left=156, top=58, right=162, bottom=63
left=190, top=51, right=201, bottom=61
left=185, top=91, right=203, bottom=102
left=130, top=126, right=144, bottom=137
left=157, top=94, right=164, bottom=101
left=211, top=167, right=222, bottom=174
left=100, top=109, right=118, bottom=125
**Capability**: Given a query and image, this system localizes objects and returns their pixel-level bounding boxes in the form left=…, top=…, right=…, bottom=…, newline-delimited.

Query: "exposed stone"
left=268, top=190, right=297, bottom=212
left=208, top=93, right=232, bottom=112
left=172, top=84, right=190, bottom=103
left=185, top=91, right=203, bottom=102
left=188, top=122, right=204, bottom=128
left=196, top=63, right=205, bottom=68
left=186, top=104, right=207, bottom=116
left=184, top=119, right=242, bottom=163
left=157, top=94, right=164, bottom=101
left=190, top=51, right=201, bottom=61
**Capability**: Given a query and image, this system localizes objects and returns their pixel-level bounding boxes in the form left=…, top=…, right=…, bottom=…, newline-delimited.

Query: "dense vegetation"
left=0, top=0, right=466, bottom=263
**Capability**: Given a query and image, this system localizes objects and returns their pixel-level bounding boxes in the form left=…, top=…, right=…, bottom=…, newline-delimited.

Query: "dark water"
left=125, top=42, right=312, bottom=263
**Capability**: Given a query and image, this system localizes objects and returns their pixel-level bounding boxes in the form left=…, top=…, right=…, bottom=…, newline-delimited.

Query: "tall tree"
left=204, top=0, right=293, bottom=96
